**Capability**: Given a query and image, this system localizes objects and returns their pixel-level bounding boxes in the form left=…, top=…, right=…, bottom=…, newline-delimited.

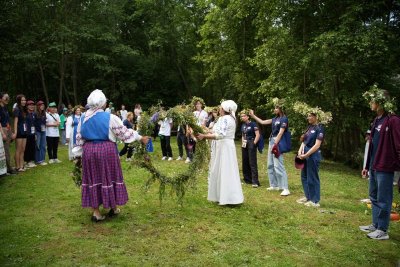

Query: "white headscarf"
left=84, top=89, right=107, bottom=122
left=220, top=100, right=237, bottom=118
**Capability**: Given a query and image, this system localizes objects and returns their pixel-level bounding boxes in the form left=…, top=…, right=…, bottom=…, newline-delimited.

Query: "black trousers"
left=160, top=135, right=173, bottom=157
left=119, top=143, right=133, bottom=158
left=177, top=133, right=190, bottom=158
left=24, top=135, right=36, bottom=162
left=242, top=141, right=259, bottom=185
left=46, top=136, right=59, bottom=159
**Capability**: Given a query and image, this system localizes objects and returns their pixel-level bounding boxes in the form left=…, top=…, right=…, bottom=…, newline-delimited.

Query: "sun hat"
left=295, top=156, right=305, bottom=169
left=48, top=102, right=57, bottom=107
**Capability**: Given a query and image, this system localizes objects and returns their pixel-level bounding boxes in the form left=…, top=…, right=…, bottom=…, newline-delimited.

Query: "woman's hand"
left=197, top=133, right=205, bottom=140
left=298, top=154, right=308, bottom=160
left=249, top=109, right=254, bottom=117
left=140, top=136, right=149, bottom=145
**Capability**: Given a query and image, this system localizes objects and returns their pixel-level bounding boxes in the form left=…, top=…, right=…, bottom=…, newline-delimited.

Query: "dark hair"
left=0, top=92, right=8, bottom=99
left=36, top=106, right=46, bottom=118
left=16, top=94, right=27, bottom=117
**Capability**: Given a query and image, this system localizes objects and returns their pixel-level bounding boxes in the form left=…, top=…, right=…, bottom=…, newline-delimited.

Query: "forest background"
left=0, top=0, right=399, bottom=166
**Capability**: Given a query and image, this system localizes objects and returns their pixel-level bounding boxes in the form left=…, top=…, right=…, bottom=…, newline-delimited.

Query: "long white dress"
left=208, top=115, right=244, bottom=205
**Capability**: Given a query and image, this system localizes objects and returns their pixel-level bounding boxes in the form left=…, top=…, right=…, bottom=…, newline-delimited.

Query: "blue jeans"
left=301, top=148, right=321, bottom=203
left=35, top=131, right=46, bottom=163
left=267, top=138, right=288, bottom=189
left=369, top=170, right=394, bottom=232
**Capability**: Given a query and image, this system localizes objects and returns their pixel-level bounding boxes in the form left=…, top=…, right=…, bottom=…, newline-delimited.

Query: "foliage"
left=292, top=101, right=333, bottom=125
left=131, top=104, right=208, bottom=204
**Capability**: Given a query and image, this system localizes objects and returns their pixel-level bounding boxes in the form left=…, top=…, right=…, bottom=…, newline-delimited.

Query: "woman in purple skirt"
left=74, top=89, right=148, bottom=222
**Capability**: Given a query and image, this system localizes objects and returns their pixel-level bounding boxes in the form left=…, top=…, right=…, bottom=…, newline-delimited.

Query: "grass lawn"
left=0, top=140, right=399, bottom=266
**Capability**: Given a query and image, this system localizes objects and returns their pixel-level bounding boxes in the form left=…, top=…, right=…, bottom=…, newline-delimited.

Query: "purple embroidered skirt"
left=81, top=141, right=128, bottom=209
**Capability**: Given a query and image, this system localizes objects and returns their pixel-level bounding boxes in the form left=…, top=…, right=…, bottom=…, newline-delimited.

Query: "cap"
left=48, top=102, right=57, bottom=107
left=36, top=100, right=44, bottom=106
left=63, top=108, right=68, bottom=111
left=27, top=100, right=35, bottom=105
left=295, top=156, right=305, bottom=169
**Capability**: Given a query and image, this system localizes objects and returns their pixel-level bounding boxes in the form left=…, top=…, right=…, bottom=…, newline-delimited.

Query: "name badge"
left=41, top=125, right=46, bottom=132
left=23, top=123, right=27, bottom=132
left=31, top=126, right=35, bottom=134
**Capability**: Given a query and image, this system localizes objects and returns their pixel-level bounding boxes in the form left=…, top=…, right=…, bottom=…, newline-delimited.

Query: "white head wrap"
left=220, top=100, right=237, bottom=117
left=84, top=89, right=107, bottom=122
left=87, top=89, right=107, bottom=109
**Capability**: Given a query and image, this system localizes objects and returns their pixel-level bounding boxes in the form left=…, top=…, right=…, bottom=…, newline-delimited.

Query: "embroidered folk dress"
left=75, top=110, right=142, bottom=209
left=208, top=115, right=244, bottom=205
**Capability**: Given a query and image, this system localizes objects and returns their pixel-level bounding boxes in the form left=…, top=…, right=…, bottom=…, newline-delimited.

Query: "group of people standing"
left=0, top=93, right=67, bottom=176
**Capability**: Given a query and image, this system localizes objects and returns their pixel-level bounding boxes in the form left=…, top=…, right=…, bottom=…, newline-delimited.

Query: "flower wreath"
left=363, top=84, right=397, bottom=113
left=293, top=101, right=333, bottom=125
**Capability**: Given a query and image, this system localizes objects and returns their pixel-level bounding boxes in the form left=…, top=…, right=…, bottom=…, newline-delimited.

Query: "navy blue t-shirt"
left=370, top=116, right=386, bottom=169
left=25, top=112, right=36, bottom=136
left=123, top=119, right=133, bottom=129
left=271, top=116, right=288, bottom=137
left=35, top=113, right=47, bottom=132
left=241, top=121, right=258, bottom=140
left=304, top=124, right=324, bottom=148
left=0, top=106, right=10, bottom=127
left=13, top=107, right=27, bottom=135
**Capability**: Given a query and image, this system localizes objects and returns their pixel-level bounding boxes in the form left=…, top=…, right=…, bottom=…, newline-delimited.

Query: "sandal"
left=108, top=208, right=121, bottom=216
left=16, top=168, right=25, bottom=172
left=91, top=214, right=106, bottom=222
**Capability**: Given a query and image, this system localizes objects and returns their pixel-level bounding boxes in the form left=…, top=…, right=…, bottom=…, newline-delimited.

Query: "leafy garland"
left=363, top=84, right=397, bottom=113
left=292, top=101, right=333, bottom=125
left=131, top=104, right=210, bottom=204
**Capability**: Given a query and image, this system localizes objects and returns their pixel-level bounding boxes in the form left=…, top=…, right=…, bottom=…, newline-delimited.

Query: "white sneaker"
left=49, top=159, right=55, bottom=164
left=359, top=224, right=377, bottom=233
left=176, top=156, right=183, bottom=161
left=280, top=189, right=290, bottom=196
left=296, top=197, right=308, bottom=204
left=367, top=229, right=389, bottom=240
left=168, top=157, right=173, bottom=161
left=185, top=158, right=191, bottom=163
left=162, top=156, right=167, bottom=160
left=54, top=159, right=62, bottom=163
left=304, top=201, right=320, bottom=207
left=266, top=187, right=279, bottom=191
left=27, top=162, right=37, bottom=168
left=39, top=162, right=48, bottom=166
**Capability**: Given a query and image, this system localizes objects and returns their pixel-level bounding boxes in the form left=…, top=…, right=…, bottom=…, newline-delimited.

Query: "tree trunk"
left=72, top=54, right=78, bottom=105
left=58, top=53, right=65, bottom=109
left=38, top=61, right=49, bottom=104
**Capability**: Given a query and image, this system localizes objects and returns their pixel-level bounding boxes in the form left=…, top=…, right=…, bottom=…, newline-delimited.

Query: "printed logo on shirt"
left=281, top=122, right=287, bottom=127
left=318, top=132, right=324, bottom=138
left=375, top=124, right=382, bottom=132
left=311, top=130, right=315, bottom=133
left=274, top=121, right=280, bottom=126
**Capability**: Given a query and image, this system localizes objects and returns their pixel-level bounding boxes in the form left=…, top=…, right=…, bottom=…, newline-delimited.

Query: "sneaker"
left=296, top=197, right=308, bottom=204
left=367, top=229, right=389, bottom=240
left=176, top=156, right=183, bottom=161
left=54, top=159, right=62, bottom=163
left=185, top=158, right=191, bottom=163
left=280, top=189, right=291, bottom=196
left=359, top=224, right=377, bottom=233
left=49, top=159, right=55, bottom=164
left=162, top=156, right=167, bottom=161
left=39, top=162, right=48, bottom=166
left=27, top=162, right=37, bottom=168
left=252, top=184, right=259, bottom=188
left=304, top=201, right=320, bottom=207
left=266, top=186, right=279, bottom=191
left=168, top=157, right=173, bottom=161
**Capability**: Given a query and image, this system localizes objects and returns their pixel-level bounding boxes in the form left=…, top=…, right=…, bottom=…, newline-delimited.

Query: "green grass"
left=0, top=140, right=399, bottom=266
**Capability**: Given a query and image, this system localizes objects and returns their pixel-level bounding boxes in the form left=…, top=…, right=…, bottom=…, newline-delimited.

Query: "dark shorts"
left=16, top=133, right=27, bottom=139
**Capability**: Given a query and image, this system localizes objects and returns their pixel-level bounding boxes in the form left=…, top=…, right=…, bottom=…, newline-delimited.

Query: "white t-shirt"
left=120, top=109, right=128, bottom=121
left=46, top=112, right=60, bottom=137
left=193, top=110, right=208, bottom=126
left=158, top=118, right=173, bottom=136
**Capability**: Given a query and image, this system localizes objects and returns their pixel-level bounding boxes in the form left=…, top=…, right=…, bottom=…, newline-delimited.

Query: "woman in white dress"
left=197, top=100, right=244, bottom=205
left=66, top=106, right=82, bottom=160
